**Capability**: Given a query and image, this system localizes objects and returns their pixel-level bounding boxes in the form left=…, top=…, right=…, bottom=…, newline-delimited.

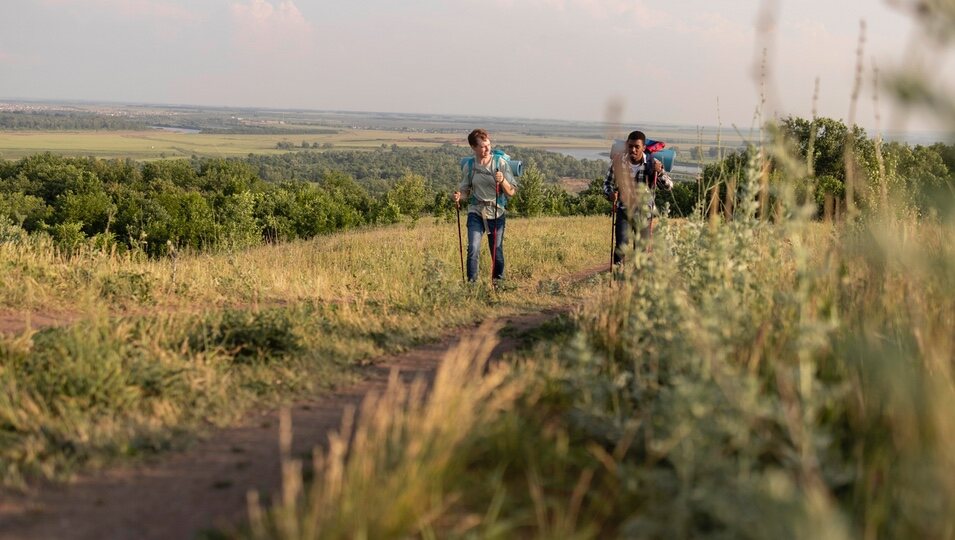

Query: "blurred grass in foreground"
left=254, top=212, right=954, bottom=539
left=250, top=3, right=955, bottom=537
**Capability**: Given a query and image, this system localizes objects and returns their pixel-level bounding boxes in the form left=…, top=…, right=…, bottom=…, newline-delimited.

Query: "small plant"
left=189, top=309, right=303, bottom=365
left=99, top=270, right=154, bottom=305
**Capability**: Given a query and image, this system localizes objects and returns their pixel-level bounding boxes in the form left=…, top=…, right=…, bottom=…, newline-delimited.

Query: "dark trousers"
left=613, top=205, right=652, bottom=264
left=466, top=212, right=505, bottom=281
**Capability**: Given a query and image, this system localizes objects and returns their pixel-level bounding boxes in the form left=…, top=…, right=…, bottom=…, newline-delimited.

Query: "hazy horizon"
left=3, top=0, right=953, bottom=136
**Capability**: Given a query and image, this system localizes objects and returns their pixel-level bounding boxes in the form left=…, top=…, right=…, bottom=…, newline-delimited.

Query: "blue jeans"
left=466, top=212, right=505, bottom=281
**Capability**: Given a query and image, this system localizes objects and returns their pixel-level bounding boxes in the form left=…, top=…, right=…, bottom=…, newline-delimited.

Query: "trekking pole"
left=647, top=169, right=658, bottom=253
left=490, top=179, right=499, bottom=289
left=610, top=191, right=617, bottom=285
left=455, top=200, right=465, bottom=283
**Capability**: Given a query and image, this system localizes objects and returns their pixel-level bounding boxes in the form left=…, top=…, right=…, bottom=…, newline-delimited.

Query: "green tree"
left=541, top=184, right=570, bottom=215
left=511, top=164, right=545, bottom=217
left=142, top=159, right=199, bottom=190
left=882, top=142, right=951, bottom=214
left=320, top=171, right=372, bottom=217
left=780, top=116, right=876, bottom=210
left=386, top=173, right=429, bottom=222
left=216, top=191, right=261, bottom=250
left=199, top=159, right=259, bottom=196
left=570, top=177, right=612, bottom=216
left=0, top=192, right=50, bottom=229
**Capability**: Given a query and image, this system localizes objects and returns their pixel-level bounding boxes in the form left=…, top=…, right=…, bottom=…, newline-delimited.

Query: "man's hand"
left=653, top=158, right=664, bottom=174
left=453, top=191, right=461, bottom=203
left=494, top=171, right=504, bottom=185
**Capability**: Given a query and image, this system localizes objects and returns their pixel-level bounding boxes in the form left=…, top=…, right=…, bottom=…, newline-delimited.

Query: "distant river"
left=543, top=147, right=702, bottom=175
left=543, top=147, right=608, bottom=161
left=149, top=125, right=201, bottom=134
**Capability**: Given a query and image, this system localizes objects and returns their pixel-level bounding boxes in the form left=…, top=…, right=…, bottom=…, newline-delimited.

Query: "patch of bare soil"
left=557, top=177, right=593, bottom=195
left=0, top=265, right=607, bottom=540
left=0, top=310, right=81, bottom=336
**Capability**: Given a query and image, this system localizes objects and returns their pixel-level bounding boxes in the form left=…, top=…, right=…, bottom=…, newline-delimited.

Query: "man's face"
left=627, top=138, right=645, bottom=163
left=472, top=138, right=491, bottom=160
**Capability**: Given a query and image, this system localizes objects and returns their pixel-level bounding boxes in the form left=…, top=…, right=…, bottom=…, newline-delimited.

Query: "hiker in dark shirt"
left=453, top=128, right=516, bottom=282
left=603, top=130, right=673, bottom=264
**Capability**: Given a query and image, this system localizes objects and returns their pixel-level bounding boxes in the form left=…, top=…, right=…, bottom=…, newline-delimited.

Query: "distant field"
left=0, top=129, right=605, bottom=160
left=0, top=127, right=746, bottom=161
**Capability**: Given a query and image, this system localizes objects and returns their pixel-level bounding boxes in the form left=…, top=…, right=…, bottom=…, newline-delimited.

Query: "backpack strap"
left=464, top=157, right=477, bottom=206
left=465, top=154, right=512, bottom=208
left=644, top=154, right=658, bottom=189
left=493, top=154, right=511, bottom=208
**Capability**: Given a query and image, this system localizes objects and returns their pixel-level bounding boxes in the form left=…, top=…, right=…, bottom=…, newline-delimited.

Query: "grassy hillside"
left=251, top=205, right=955, bottom=540
left=0, top=215, right=610, bottom=485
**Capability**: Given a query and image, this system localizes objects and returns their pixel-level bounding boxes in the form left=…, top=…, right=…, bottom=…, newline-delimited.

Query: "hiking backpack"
left=610, top=139, right=675, bottom=172
left=460, top=149, right=523, bottom=208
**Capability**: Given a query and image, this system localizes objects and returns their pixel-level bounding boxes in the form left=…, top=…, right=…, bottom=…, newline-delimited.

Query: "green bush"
left=49, top=221, right=86, bottom=254
left=188, top=309, right=303, bottom=365
left=0, top=192, right=50, bottom=229
left=99, top=271, right=154, bottom=305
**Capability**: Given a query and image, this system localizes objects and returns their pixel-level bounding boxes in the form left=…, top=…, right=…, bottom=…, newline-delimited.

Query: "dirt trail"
left=0, top=264, right=608, bottom=540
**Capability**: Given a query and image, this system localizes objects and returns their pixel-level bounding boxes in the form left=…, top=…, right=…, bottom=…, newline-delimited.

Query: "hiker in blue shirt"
left=453, top=128, right=516, bottom=282
left=603, top=130, right=673, bottom=264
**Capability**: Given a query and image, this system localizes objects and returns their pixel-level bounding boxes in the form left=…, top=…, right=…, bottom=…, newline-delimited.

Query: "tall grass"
left=256, top=186, right=954, bottom=540
left=248, top=322, right=526, bottom=539
left=0, top=216, right=609, bottom=486
left=251, top=7, right=955, bottom=539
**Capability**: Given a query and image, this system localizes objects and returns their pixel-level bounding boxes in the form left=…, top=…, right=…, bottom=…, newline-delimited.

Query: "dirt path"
left=0, top=310, right=79, bottom=336
left=0, top=264, right=609, bottom=540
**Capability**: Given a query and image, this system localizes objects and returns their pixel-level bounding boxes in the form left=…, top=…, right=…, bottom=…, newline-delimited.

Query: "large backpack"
left=610, top=138, right=675, bottom=172
left=460, top=149, right=523, bottom=208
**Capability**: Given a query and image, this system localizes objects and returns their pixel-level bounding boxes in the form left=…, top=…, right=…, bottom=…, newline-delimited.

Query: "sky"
left=1, top=0, right=952, bottom=134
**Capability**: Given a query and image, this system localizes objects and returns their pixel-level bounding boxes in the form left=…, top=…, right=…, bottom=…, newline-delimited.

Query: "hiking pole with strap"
left=610, top=191, right=618, bottom=285
left=455, top=200, right=465, bottom=283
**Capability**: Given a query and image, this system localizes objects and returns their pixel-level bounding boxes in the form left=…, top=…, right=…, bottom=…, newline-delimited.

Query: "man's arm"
left=603, top=165, right=616, bottom=200
left=651, top=158, right=673, bottom=190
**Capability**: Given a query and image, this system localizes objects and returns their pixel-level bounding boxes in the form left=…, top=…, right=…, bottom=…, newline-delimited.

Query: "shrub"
left=188, top=309, right=303, bottom=365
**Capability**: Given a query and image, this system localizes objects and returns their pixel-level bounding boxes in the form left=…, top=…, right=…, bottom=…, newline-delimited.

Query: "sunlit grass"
left=0, top=216, right=608, bottom=315
left=0, top=215, right=610, bottom=486
left=253, top=202, right=955, bottom=540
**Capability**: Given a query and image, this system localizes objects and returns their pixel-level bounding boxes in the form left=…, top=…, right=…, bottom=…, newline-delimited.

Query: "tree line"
left=662, top=116, right=954, bottom=220
left=0, top=148, right=612, bottom=256
left=0, top=112, right=148, bottom=131
left=2, top=117, right=950, bottom=256
left=0, top=110, right=343, bottom=135
left=250, top=144, right=607, bottom=194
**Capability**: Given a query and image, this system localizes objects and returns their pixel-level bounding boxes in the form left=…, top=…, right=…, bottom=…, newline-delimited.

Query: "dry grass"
left=0, top=215, right=610, bottom=486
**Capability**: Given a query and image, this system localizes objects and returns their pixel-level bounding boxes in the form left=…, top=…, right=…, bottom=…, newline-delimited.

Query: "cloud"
left=230, top=0, right=313, bottom=54
left=37, top=0, right=199, bottom=22
left=484, top=0, right=655, bottom=26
